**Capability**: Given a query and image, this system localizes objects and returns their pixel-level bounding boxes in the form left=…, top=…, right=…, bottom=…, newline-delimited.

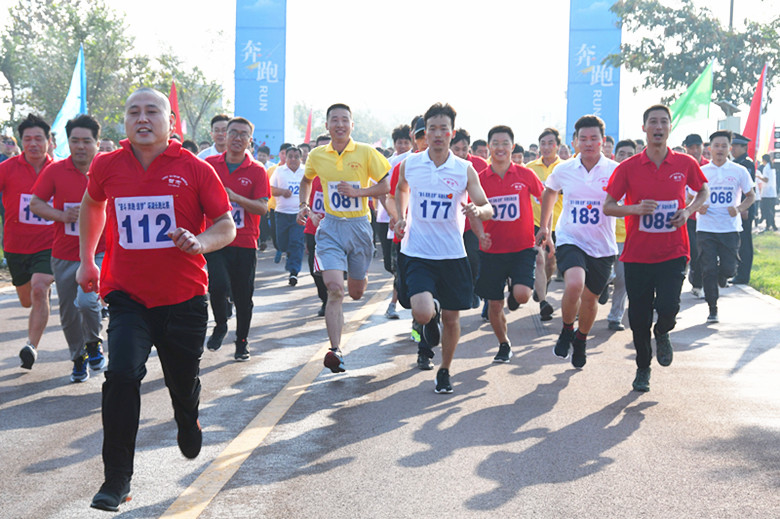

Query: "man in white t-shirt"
left=197, top=114, right=229, bottom=159
left=697, top=130, right=756, bottom=323
left=536, top=115, right=618, bottom=369
left=757, top=153, right=777, bottom=231
left=271, top=146, right=306, bottom=285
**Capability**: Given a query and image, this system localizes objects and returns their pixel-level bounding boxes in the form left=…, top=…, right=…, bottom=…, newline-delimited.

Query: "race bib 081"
left=115, top=195, right=176, bottom=250
left=326, top=181, right=362, bottom=212
left=638, top=200, right=678, bottom=233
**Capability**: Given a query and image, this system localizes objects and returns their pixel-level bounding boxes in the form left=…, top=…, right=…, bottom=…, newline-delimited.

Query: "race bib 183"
left=63, top=202, right=80, bottom=236
left=115, top=195, right=176, bottom=250
left=567, top=198, right=602, bottom=225
left=326, top=181, right=362, bottom=212
left=638, top=200, right=678, bottom=233
left=489, top=194, right=520, bottom=222
left=414, top=191, right=454, bottom=221
left=18, top=194, right=54, bottom=226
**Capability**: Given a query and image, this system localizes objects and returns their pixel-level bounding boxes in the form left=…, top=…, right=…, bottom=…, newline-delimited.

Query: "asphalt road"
left=1, top=251, right=778, bottom=518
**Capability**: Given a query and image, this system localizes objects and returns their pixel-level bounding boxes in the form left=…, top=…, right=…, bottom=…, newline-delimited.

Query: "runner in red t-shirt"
left=605, top=104, right=708, bottom=393
left=0, top=113, right=55, bottom=370
left=204, top=117, right=269, bottom=360
left=30, top=114, right=107, bottom=382
left=76, top=88, right=235, bottom=512
left=473, top=125, right=543, bottom=363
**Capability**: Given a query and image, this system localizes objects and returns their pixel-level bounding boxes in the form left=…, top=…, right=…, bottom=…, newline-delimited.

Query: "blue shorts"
left=396, top=253, right=472, bottom=311
left=475, top=248, right=536, bottom=301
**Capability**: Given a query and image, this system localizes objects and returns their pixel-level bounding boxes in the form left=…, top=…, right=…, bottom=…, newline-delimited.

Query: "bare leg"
left=488, top=300, right=507, bottom=343
left=561, top=267, right=585, bottom=325
left=577, top=288, right=600, bottom=335
left=440, top=309, right=460, bottom=369
left=322, top=270, right=345, bottom=350
left=28, top=273, right=54, bottom=347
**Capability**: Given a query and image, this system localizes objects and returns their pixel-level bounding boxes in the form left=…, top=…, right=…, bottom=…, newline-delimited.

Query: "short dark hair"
left=392, top=124, right=412, bottom=143
left=18, top=113, right=51, bottom=139
left=257, top=145, right=270, bottom=155
left=709, top=130, right=732, bottom=143
left=315, top=133, right=331, bottom=146
left=574, top=115, right=605, bottom=138
left=423, top=102, right=457, bottom=128
left=762, top=153, right=771, bottom=162
left=181, top=139, right=199, bottom=154
left=279, top=142, right=293, bottom=152
left=614, top=139, right=636, bottom=154
left=298, top=143, right=311, bottom=151
left=538, top=127, right=561, bottom=145
left=210, top=114, right=230, bottom=128
left=512, top=144, right=525, bottom=154
left=472, top=139, right=487, bottom=150
left=227, top=116, right=254, bottom=134
left=451, top=129, right=470, bottom=147
left=285, top=146, right=301, bottom=157
left=326, top=103, right=351, bottom=119
left=198, top=140, right=211, bottom=147
left=65, top=114, right=100, bottom=140
left=605, top=135, right=615, bottom=144
left=643, top=104, right=671, bottom=124
left=488, top=125, right=514, bottom=143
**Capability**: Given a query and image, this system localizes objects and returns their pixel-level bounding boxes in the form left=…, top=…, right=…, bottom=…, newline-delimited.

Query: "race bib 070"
left=326, top=181, right=361, bottom=212
left=18, top=194, right=54, bottom=226
left=63, top=202, right=80, bottom=236
left=414, top=191, right=454, bottom=221
left=115, top=195, right=176, bottom=250
left=312, top=191, right=325, bottom=214
left=567, top=198, right=602, bottom=225
left=489, top=194, right=520, bottom=222
left=638, top=200, right=678, bottom=233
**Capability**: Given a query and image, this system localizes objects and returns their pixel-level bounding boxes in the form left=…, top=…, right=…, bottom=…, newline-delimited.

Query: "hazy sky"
left=1, top=0, right=777, bottom=146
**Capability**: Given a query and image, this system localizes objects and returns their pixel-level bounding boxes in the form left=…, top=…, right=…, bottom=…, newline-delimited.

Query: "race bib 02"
left=231, top=206, right=245, bottom=229
left=287, top=182, right=300, bottom=196
left=567, top=198, right=602, bottom=225
left=115, top=195, right=176, bottom=250
left=63, top=202, right=80, bottom=236
left=312, top=191, right=325, bottom=214
left=18, top=194, right=54, bottom=226
left=489, top=194, right=520, bottom=222
left=326, top=181, right=362, bottom=212
left=414, top=191, right=454, bottom=221
left=638, top=200, right=678, bottom=233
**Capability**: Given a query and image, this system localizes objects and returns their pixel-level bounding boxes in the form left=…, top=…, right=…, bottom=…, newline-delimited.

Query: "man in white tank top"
left=394, top=103, right=492, bottom=394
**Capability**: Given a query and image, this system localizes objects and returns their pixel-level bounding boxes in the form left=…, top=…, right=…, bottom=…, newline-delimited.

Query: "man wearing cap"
left=683, top=134, right=708, bottom=298
left=730, top=133, right=756, bottom=284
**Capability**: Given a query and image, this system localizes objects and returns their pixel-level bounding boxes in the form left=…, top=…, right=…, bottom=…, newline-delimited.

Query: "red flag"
left=742, top=64, right=767, bottom=160
left=169, top=80, right=183, bottom=138
left=304, top=109, right=313, bottom=143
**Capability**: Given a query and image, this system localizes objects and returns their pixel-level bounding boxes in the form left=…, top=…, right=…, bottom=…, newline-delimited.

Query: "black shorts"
left=475, top=248, right=536, bottom=301
left=396, top=253, right=472, bottom=311
left=5, top=249, right=53, bottom=286
left=555, top=244, right=614, bottom=295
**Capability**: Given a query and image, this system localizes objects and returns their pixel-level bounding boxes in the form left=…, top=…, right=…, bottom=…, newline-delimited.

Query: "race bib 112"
left=115, top=195, right=176, bottom=249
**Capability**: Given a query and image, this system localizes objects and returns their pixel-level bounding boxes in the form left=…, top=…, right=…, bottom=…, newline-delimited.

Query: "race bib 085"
left=115, top=195, right=176, bottom=250
left=638, top=200, right=678, bottom=233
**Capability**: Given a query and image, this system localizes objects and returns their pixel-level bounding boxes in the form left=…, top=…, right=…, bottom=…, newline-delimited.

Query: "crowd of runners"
left=1, top=87, right=774, bottom=511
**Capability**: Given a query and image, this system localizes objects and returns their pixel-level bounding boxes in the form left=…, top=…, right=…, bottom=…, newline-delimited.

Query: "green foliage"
left=606, top=0, right=780, bottom=106
left=751, top=231, right=780, bottom=300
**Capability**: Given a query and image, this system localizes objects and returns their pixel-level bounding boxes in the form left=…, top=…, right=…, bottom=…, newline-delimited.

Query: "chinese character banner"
left=235, top=0, right=287, bottom=153
left=565, top=0, right=621, bottom=144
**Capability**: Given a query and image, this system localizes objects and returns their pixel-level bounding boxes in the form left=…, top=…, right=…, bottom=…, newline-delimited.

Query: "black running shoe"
left=177, top=419, right=202, bottom=459
left=598, top=284, right=611, bottom=305
left=289, top=274, right=298, bottom=286
left=493, top=342, right=513, bottom=363
left=317, top=303, right=326, bottom=317
left=539, top=300, right=554, bottom=321
left=324, top=348, right=345, bottom=373
left=91, top=479, right=131, bottom=512
left=417, top=352, right=434, bottom=370
left=207, top=324, right=228, bottom=352
left=632, top=367, right=651, bottom=392
left=554, top=328, right=575, bottom=359
left=234, top=339, right=250, bottom=362
left=86, top=339, right=107, bottom=371
left=434, top=368, right=453, bottom=394
left=655, top=332, right=673, bottom=366
left=422, top=299, right=442, bottom=347
left=571, top=334, right=587, bottom=368
left=19, top=343, right=36, bottom=370
left=507, top=291, right=520, bottom=311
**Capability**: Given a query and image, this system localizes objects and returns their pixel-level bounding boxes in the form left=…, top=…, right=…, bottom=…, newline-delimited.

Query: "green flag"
left=670, top=61, right=714, bottom=131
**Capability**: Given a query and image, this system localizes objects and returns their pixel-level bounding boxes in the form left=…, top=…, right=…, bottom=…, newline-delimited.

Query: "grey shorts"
left=314, top=214, right=373, bottom=280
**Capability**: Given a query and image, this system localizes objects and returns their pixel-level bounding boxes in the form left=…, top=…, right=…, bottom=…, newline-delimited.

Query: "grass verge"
left=751, top=231, right=780, bottom=300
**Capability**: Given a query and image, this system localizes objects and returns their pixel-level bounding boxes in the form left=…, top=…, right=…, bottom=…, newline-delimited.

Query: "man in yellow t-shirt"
left=524, top=127, right=564, bottom=321
left=298, top=103, right=390, bottom=373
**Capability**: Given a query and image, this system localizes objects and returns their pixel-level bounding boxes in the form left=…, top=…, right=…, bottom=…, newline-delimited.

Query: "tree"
left=292, top=101, right=391, bottom=146
left=606, top=0, right=780, bottom=106
left=0, top=0, right=146, bottom=141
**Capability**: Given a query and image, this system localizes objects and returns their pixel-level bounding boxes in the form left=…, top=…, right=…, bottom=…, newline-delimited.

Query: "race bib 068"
left=708, top=185, right=736, bottom=208
left=115, top=195, right=176, bottom=250
left=638, top=200, right=678, bottom=233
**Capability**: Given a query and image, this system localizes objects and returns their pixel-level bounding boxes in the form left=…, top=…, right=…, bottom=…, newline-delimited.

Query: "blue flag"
left=51, top=44, right=87, bottom=160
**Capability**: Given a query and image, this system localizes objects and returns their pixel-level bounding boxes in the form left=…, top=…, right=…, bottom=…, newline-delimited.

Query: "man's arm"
left=76, top=191, right=107, bottom=293
left=30, top=195, right=76, bottom=223
left=393, top=163, right=410, bottom=237
left=670, top=184, right=708, bottom=227
left=535, top=187, right=559, bottom=247
left=225, top=187, right=268, bottom=216
left=337, top=176, right=390, bottom=198
left=169, top=212, right=236, bottom=255
left=297, top=175, right=314, bottom=224
left=731, top=187, right=756, bottom=218
left=463, top=165, right=492, bottom=221
left=603, top=194, right=658, bottom=217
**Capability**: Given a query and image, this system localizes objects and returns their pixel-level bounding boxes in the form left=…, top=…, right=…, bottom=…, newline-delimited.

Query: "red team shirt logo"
left=511, top=182, right=526, bottom=192
left=669, top=172, right=686, bottom=182
left=162, top=174, right=189, bottom=188
left=442, top=177, right=459, bottom=190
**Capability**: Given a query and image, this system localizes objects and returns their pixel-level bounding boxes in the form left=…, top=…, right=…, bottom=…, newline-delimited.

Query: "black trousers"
left=204, top=246, right=256, bottom=341
left=734, top=217, right=753, bottom=282
left=697, top=231, right=740, bottom=309
left=463, top=229, right=480, bottom=284
left=305, top=233, right=328, bottom=304
left=624, top=257, right=687, bottom=369
left=686, top=219, right=702, bottom=289
left=377, top=222, right=394, bottom=274
left=101, top=291, right=207, bottom=483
